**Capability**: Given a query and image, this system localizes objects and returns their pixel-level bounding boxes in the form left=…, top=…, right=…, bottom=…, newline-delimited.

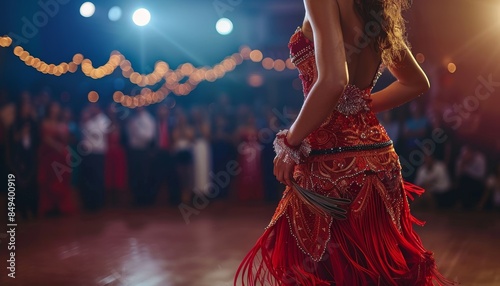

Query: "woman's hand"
left=273, top=155, right=296, bottom=187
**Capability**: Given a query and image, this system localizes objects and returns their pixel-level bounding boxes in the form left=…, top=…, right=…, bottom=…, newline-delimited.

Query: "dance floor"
left=1, top=200, right=499, bottom=286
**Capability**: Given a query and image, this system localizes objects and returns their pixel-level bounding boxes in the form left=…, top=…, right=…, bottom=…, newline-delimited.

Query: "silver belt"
left=310, top=140, right=393, bottom=156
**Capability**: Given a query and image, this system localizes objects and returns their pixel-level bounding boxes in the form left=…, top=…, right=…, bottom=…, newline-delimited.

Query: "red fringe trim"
left=235, top=180, right=457, bottom=286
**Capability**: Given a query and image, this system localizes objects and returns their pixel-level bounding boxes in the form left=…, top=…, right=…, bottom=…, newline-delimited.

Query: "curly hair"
left=355, top=0, right=411, bottom=66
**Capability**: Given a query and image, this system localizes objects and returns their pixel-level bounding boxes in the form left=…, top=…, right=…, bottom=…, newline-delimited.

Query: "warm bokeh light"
left=262, top=57, right=274, bottom=70
left=248, top=74, right=264, bottom=87
left=0, top=36, right=13, bottom=47
left=274, top=59, right=286, bottom=72
left=239, top=46, right=251, bottom=59
left=447, top=63, right=457, bottom=73
left=2, top=36, right=296, bottom=107
left=180, top=63, right=194, bottom=76
left=416, top=53, right=425, bottom=64
left=249, top=50, right=263, bottom=62
left=13, top=46, right=23, bottom=56
left=88, top=91, right=99, bottom=102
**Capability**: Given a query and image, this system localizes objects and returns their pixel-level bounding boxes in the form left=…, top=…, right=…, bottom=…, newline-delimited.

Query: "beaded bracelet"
left=273, top=129, right=311, bottom=164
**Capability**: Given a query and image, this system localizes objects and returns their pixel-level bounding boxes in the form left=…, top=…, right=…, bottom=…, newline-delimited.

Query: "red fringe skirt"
left=235, top=173, right=456, bottom=286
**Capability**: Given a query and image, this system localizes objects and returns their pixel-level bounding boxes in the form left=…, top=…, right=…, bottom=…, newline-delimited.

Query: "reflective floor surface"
left=1, top=200, right=499, bottom=286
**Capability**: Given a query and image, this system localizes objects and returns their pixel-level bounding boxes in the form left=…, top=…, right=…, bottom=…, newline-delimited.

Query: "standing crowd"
left=1, top=91, right=284, bottom=219
left=0, top=90, right=499, bottom=220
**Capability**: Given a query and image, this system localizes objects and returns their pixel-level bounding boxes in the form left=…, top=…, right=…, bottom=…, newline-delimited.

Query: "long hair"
left=355, top=0, right=411, bottom=66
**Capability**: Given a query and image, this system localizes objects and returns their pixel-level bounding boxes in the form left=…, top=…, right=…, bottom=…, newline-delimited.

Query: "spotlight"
left=80, top=2, right=95, bottom=18
left=132, top=8, right=151, bottom=26
left=108, top=6, right=122, bottom=21
left=216, top=18, right=233, bottom=35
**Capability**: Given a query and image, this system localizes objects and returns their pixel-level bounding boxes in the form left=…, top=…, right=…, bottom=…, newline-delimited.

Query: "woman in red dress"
left=235, top=0, right=455, bottom=285
left=236, top=112, right=264, bottom=201
left=104, top=105, right=128, bottom=204
left=38, top=102, right=77, bottom=216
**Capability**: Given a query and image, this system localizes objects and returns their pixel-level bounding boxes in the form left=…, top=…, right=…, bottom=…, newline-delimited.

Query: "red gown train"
left=234, top=27, right=455, bottom=286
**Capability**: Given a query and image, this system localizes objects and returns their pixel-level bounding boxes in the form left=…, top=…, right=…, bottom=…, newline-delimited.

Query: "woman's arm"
left=371, top=46, right=430, bottom=113
left=286, top=0, right=348, bottom=146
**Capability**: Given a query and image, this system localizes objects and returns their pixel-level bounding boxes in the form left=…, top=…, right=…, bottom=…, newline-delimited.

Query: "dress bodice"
left=288, top=27, right=390, bottom=150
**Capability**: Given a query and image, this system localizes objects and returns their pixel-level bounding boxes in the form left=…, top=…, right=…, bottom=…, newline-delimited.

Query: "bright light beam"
left=132, top=8, right=151, bottom=26
left=80, top=2, right=95, bottom=18
left=216, top=18, right=233, bottom=35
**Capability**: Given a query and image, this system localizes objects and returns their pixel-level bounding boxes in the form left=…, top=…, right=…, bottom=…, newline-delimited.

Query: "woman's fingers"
left=273, top=158, right=294, bottom=186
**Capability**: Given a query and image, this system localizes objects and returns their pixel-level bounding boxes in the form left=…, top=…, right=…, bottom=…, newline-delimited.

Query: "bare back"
left=301, top=0, right=382, bottom=89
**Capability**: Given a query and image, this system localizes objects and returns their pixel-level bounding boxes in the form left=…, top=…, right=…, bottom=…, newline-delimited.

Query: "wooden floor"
left=1, top=200, right=499, bottom=286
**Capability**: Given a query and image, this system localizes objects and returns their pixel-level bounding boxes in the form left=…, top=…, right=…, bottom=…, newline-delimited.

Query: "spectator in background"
left=414, top=154, right=452, bottom=209
left=211, top=113, right=235, bottom=199
left=478, top=162, right=500, bottom=211
left=212, top=93, right=235, bottom=131
left=235, top=109, right=264, bottom=201
left=62, top=106, right=80, bottom=188
left=0, top=90, right=13, bottom=189
left=33, top=89, right=51, bottom=120
left=171, top=107, right=195, bottom=203
left=8, top=95, right=39, bottom=219
left=153, top=104, right=179, bottom=205
left=455, top=145, right=487, bottom=210
left=402, top=102, right=429, bottom=150
left=261, top=107, right=281, bottom=202
left=191, top=106, right=212, bottom=196
left=127, top=107, right=156, bottom=206
left=104, top=104, right=128, bottom=206
left=38, top=101, right=77, bottom=216
left=401, top=102, right=429, bottom=181
left=378, top=110, right=400, bottom=147
left=79, top=103, right=110, bottom=211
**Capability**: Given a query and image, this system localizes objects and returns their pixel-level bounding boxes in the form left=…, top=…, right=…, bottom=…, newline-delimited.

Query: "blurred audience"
left=38, top=101, right=77, bottom=216
left=191, top=106, right=212, bottom=196
left=2, top=88, right=499, bottom=220
left=414, top=154, right=452, bottom=209
left=478, top=162, right=500, bottom=210
left=235, top=109, right=264, bottom=201
left=378, top=110, right=401, bottom=147
left=455, top=145, right=487, bottom=210
left=127, top=107, right=156, bottom=206
left=79, top=104, right=109, bottom=211
left=153, top=104, right=179, bottom=205
left=104, top=104, right=128, bottom=205
left=8, top=96, right=39, bottom=219
left=171, top=107, right=195, bottom=203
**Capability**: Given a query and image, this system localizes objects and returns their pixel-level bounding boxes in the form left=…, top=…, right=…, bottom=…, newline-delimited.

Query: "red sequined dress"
left=235, top=27, right=454, bottom=286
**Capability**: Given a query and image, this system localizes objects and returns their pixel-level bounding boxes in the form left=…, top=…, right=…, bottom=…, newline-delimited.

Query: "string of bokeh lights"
left=0, top=35, right=296, bottom=108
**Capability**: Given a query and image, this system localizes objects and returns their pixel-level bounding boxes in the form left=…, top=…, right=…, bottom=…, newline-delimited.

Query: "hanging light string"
left=0, top=35, right=296, bottom=107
